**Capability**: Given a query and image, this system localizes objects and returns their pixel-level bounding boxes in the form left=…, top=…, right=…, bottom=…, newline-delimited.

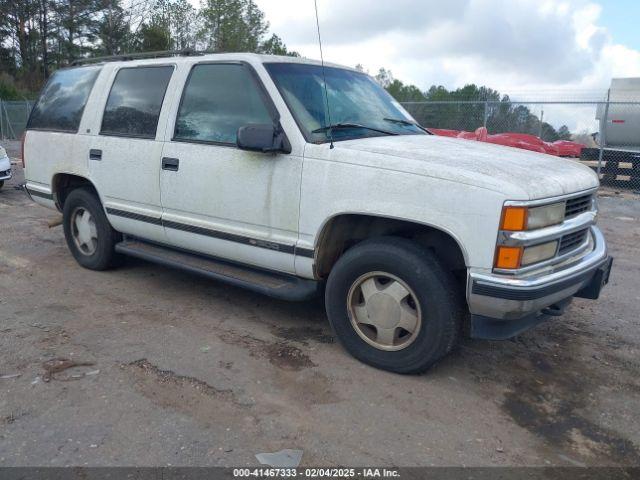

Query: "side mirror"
left=237, top=124, right=290, bottom=154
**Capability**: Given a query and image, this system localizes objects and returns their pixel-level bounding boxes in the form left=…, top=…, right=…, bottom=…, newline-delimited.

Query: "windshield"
left=264, top=63, right=425, bottom=143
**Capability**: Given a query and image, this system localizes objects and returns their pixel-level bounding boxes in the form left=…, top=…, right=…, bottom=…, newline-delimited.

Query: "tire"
left=62, top=187, right=122, bottom=270
left=0, top=180, right=4, bottom=189
left=325, top=237, right=464, bottom=374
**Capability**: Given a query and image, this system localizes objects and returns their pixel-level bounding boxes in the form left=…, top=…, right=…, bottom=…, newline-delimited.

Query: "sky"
left=597, top=0, right=640, bottom=50
left=254, top=0, right=640, bottom=102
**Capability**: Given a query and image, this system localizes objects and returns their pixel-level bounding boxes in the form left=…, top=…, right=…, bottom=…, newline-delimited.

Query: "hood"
left=330, top=134, right=599, bottom=200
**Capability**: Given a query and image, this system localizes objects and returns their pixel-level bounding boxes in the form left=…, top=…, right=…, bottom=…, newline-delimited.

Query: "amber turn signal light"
left=495, top=246, right=523, bottom=269
left=501, top=206, right=527, bottom=231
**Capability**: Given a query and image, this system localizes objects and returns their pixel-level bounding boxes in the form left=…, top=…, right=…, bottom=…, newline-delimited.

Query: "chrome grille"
left=558, top=228, right=589, bottom=255
left=565, top=194, right=592, bottom=218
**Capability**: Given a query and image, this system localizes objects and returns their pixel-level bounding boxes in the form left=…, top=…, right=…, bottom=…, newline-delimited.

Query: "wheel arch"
left=51, top=173, right=99, bottom=211
left=313, top=212, right=469, bottom=279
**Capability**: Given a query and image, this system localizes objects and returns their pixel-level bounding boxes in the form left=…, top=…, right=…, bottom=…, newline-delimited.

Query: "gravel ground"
left=1, top=161, right=639, bottom=467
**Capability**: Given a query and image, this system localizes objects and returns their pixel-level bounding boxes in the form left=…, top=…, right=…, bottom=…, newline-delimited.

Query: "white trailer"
left=582, top=78, right=640, bottom=188
left=596, top=77, right=640, bottom=150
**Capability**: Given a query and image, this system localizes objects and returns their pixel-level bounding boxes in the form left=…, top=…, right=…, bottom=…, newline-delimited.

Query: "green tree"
left=0, top=73, right=23, bottom=99
left=198, top=0, right=295, bottom=54
left=0, top=0, right=49, bottom=88
left=374, top=67, right=393, bottom=88
left=198, top=0, right=247, bottom=51
left=96, top=0, right=131, bottom=55
left=139, top=19, right=171, bottom=51
left=142, top=0, right=197, bottom=50
left=260, top=33, right=298, bottom=56
left=242, top=0, right=267, bottom=52
left=51, top=0, right=103, bottom=64
left=0, top=0, right=301, bottom=97
left=386, top=79, right=426, bottom=103
left=167, top=0, right=198, bottom=50
left=556, top=125, right=572, bottom=140
left=380, top=78, right=571, bottom=140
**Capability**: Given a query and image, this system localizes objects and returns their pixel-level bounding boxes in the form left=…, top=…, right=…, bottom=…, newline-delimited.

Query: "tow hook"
left=542, top=298, right=572, bottom=317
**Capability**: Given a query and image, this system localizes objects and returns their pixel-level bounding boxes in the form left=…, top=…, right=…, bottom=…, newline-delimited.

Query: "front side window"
left=174, top=63, right=273, bottom=144
left=28, top=66, right=101, bottom=132
left=265, top=63, right=425, bottom=143
left=101, top=66, right=174, bottom=138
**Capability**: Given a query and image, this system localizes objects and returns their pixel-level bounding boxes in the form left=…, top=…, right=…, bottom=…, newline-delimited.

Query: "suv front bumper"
left=467, top=226, right=612, bottom=339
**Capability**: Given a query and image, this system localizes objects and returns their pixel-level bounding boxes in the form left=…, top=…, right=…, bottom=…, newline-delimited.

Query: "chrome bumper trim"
left=498, top=211, right=596, bottom=247
left=467, top=226, right=608, bottom=320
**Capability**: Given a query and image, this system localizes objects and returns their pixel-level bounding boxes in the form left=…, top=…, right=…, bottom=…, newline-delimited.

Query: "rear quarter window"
left=27, top=66, right=101, bottom=132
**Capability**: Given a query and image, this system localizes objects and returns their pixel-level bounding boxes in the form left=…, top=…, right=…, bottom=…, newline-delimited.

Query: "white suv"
left=23, top=52, right=612, bottom=373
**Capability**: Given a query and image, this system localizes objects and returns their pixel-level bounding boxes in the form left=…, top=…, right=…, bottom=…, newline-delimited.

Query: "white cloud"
left=256, top=0, right=640, bottom=97
left=246, top=0, right=640, bottom=131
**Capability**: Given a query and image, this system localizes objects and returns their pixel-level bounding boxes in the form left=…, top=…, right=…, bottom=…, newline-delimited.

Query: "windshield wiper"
left=311, top=123, right=397, bottom=136
left=383, top=117, right=429, bottom=133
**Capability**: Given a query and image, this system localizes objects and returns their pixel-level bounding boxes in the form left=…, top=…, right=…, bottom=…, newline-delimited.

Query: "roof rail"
left=71, top=49, right=216, bottom=66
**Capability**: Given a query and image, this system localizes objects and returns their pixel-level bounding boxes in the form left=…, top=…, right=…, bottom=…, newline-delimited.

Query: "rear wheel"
left=325, top=237, right=463, bottom=374
left=62, top=188, right=122, bottom=270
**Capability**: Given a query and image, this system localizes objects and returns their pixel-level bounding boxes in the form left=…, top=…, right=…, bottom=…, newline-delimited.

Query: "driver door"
left=159, top=61, right=302, bottom=274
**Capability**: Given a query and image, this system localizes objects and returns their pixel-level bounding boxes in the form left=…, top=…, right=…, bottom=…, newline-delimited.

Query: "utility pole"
left=597, top=89, right=611, bottom=178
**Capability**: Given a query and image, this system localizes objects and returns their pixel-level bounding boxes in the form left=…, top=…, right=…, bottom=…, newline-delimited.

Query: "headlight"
left=495, top=241, right=559, bottom=269
left=521, top=241, right=558, bottom=266
left=527, top=203, right=565, bottom=229
left=501, top=202, right=565, bottom=231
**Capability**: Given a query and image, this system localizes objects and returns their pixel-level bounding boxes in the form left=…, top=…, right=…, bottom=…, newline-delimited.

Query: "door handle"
left=162, top=157, right=180, bottom=171
left=89, top=149, right=102, bottom=161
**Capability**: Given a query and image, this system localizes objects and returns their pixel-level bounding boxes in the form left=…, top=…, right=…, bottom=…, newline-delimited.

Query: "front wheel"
left=0, top=180, right=4, bottom=189
left=62, top=187, right=122, bottom=270
left=325, top=237, right=463, bottom=374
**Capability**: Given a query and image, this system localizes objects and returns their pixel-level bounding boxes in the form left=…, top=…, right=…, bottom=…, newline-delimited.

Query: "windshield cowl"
left=311, top=122, right=398, bottom=137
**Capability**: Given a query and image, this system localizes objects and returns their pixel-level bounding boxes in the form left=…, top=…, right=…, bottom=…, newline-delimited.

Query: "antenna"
left=314, top=0, right=334, bottom=149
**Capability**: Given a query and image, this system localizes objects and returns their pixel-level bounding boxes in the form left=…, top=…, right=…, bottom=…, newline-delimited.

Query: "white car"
left=22, top=52, right=612, bottom=373
left=0, top=145, right=12, bottom=189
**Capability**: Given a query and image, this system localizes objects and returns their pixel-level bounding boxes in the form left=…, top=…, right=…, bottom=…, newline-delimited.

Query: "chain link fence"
left=402, top=100, right=640, bottom=191
left=0, top=99, right=34, bottom=141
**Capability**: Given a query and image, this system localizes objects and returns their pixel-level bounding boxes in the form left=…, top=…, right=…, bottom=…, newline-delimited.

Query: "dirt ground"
left=1, top=149, right=639, bottom=467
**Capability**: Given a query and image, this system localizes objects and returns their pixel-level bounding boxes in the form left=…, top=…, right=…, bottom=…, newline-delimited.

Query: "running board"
left=114, top=239, right=319, bottom=301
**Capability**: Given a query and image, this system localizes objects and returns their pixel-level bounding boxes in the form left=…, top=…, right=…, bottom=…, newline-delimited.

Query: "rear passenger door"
left=159, top=62, right=303, bottom=274
left=88, top=65, right=174, bottom=244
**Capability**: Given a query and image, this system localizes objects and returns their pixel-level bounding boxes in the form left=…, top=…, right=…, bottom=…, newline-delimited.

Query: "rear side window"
left=27, top=66, right=101, bottom=132
left=174, top=63, right=272, bottom=144
left=101, top=66, right=173, bottom=138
